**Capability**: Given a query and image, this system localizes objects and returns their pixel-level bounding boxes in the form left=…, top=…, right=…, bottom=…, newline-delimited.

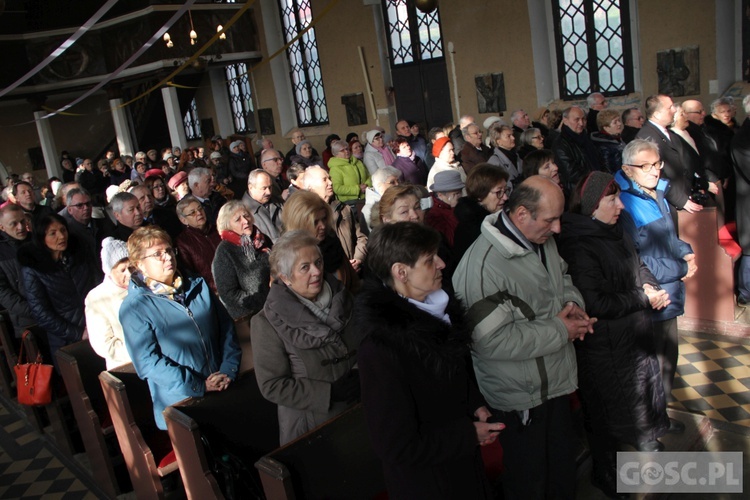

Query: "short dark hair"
left=11, top=181, right=32, bottom=197
left=366, top=222, right=441, bottom=287
left=325, top=134, right=340, bottom=149
left=622, top=107, right=640, bottom=123
left=644, top=94, right=667, bottom=119
left=506, top=181, right=542, bottom=219
left=522, top=149, right=556, bottom=179
left=465, top=163, right=509, bottom=201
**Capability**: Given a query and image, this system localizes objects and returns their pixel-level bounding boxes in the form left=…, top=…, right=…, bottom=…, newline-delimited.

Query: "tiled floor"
left=671, top=332, right=750, bottom=427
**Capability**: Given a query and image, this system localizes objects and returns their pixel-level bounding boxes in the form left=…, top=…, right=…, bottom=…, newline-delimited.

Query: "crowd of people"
left=0, top=91, right=747, bottom=499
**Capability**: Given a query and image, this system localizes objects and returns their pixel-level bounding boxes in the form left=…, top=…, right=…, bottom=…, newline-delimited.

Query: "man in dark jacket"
left=62, top=187, right=105, bottom=281
left=242, top=170, right=284, bottom=243
left=129, top=184, right=182, bottom=241
left=621, top=107, right=644, bottom=144
left=227, top=140, right=254, bottom=197
left=552, top=106, right=601, bottom=194
left=730, top=95, right=750, bottom=305
left=637, top=94, right=703, bottom=216
left=75, top=158, right=108, bottom=205
left=0, top=205, right=35, bottom=337
left=188, top=167, right=226, bottom=225
left=12, top=181, right=52, bottom=224
left=459, top=123, right=492, bottom=175
left=108, top=192, right=144, bottom=242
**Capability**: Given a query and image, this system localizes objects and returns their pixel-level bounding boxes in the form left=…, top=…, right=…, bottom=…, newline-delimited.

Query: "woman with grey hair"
left=175, top=195, right=222, bottom=293
left=361, top=166, right=402, bottom=233
left=251, top=230, right=363, bottom=445
left=290, top=139, right=323, bottom=167
left=211, top=200, right=272, bottom=320
left=518, top=127, right=544, bottom=160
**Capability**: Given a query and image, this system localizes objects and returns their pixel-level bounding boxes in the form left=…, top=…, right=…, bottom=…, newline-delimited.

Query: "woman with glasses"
left=453, top=163, right=510, bottom=262
left=518, top=127, right=545, bottom=160
left=19, top=214, right=98, bottom=369
left=364, top=129, right=396, bottom=175
left=175, top=195, right=222, bottom=294
left=120, top=226, right=241, bottom=430
left=145, top=174, right=175, bottom=209
left=211, top=201, right=272, bottom=320
left=615, top=139, right=696, bottom=438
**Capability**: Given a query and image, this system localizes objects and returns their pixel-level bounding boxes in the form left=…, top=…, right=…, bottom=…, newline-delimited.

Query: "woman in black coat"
left=557, top=172, right=670, bottom=498
left=19, top=214, right=97, bottom=367
left=355, top=222, right=502, bottom=500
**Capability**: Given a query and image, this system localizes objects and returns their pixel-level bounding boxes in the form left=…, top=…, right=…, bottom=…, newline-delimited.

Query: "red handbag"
left=14, top=331, right=53, bottom=406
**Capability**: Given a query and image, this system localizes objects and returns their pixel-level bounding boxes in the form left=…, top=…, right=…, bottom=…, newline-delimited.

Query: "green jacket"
left=329, top=156, right=372, bottom=202
left=452, top=211, right=583, bottom=411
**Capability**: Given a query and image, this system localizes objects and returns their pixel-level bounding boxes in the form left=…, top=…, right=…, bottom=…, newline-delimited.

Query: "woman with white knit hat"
left=84, top=237, right=132, bottom=369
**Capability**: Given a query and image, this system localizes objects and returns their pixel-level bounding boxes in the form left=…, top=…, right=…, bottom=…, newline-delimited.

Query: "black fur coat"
left=354, top=278, right=492, bottom=500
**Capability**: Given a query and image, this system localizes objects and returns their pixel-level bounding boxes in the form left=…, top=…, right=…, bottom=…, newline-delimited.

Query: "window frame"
left=551, top=0, right=635, bottom=100
left=182, top=97, right=202, bottom=141
left=225, top=62, right=256, bottom=134
left=382, top=0, right=445, bottom=67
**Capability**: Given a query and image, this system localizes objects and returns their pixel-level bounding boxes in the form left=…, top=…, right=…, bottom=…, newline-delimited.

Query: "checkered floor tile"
left=0, top=398, right=100, bottom=499
left=671, top=333, right=750, bottom=427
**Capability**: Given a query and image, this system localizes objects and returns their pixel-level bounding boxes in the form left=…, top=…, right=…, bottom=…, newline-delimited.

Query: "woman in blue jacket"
left=615, top=139, right=697, bottom=434
left=120, top=226, right=241, bottom=430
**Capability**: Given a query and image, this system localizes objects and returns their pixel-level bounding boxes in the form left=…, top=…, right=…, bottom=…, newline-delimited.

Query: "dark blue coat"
left=119, top=273, right=241, bottom=429
left=615, top=170, right=692, bottom=321
left=18, top=235, right=97, bottom=362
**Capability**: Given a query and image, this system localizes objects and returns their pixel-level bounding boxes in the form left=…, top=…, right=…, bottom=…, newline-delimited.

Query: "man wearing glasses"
left=616, top=139, right=695, bottom=436
left=260, top=149, right=290, bottom=201
left=62, top=187, right=105, bottom=274
left=637, top=94, right=704, bottom=215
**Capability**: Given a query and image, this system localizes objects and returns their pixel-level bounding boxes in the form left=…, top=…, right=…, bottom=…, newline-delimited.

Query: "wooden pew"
left=56, top=341, right=124, bottom=498
left=99, top=366, right=180, bottom=500
left=164, top=369, right=279, bottom=500
left=255, top=404, right=386, bottom=500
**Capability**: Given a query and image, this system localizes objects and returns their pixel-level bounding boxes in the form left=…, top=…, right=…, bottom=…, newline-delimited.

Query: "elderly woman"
left=349, top=138, right=365, bottom=161
left=290, top=140, right=323, bottom=168
left=175, top=195, right=222, bottom=294
left=120, top=226, right=241, bottom=430
left=361, top=166, right=401, bottom=233
left=355, top=222, right=502, bottom=499
left=522, top=149, right=562, bottom=188
left=328, top=140, right=371, bottom=204
left=390, top=137, right=428, bottom=186
left=211, top=201, right=272, bottom=320
left=363, top=129, right=396, bottom=175
left=453, top=163, right=510, bottom=261
left=85, top=238, right=132, bottom=370
left=425, top=170, right=464, bottom=248
left=518, top=127, right=545, bottom=160
left=19, top=214, right=97, bottom=367
left=591, top=109, right=626, bottom=173
left=251, top=230, right=363, bottom=445
left=488, top=124, right=522, bottom=183
left=427, top=136, right=466, bottom=189
left=371, top=184, right=425, bottom=228
left=130, top=161, right=147, bottom=184
left=282, top=191, right=359, bottom=292
left=558, top=171, right=670, bottom=496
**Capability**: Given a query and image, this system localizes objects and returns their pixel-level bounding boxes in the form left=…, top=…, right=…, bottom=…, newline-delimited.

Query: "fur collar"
left=354, top=278, right=472, bottom=379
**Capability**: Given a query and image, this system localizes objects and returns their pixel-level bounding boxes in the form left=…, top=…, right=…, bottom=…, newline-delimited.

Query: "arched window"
left=225, top=63, right=256, bottom=134
left=552, top=0, right=634, bottom=99
left=278, top=0, right=328, bottom=126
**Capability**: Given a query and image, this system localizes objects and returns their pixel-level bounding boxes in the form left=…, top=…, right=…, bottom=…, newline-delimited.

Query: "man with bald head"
left=260, top=148, right=290, bottom=200
left=454, top=176, right=593, bottom=500
left=552, top=106, right=601, bottom=193
left=449, top=114, right=475, bottom=161
left=621, top=107, right=645, bottom=144
left=586, top=92, right=608, bottom=133
left=683, top=99, right=722, bottom=187
left=0, top=204, right=34, bottom=336
left=242, top=169, right=284, bottom=242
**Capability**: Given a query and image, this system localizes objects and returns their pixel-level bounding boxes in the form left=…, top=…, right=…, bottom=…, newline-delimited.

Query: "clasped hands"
left=205, top=372, right=231, bottom=392
left=643, top=284, right=670, bottom=310
left=474, top=406, right=504, bottom=447
left=558, top=302, right=597, bottom=342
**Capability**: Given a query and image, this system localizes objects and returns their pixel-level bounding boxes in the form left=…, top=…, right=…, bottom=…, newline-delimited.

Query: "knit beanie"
left=579, top=171, right=616, bottom=216
left=101, top=237, right=129, bottom=277
left=432, top=136, right=451, bottom=158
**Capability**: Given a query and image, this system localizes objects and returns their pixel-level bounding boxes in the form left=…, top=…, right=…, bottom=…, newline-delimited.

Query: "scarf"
left=291, top=280, right=334, bottom=324
left=376, top=145, right=396, bottom=166
left=138, top=271, right=185, bottom=304
left=220, top=226, right=272, bottom=260
left=407, top=288, right=451, bottom=324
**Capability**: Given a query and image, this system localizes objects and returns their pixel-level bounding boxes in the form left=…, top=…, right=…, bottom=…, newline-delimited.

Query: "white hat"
left=101, top=237, right=129, bottom=277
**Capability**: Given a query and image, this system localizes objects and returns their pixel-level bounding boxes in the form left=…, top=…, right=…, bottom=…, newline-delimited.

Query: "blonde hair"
left=127, top=226, right=172, bottom=264
left=216, top=200, right=252, bottom=232
left=281, top=190, right=333, bottom=235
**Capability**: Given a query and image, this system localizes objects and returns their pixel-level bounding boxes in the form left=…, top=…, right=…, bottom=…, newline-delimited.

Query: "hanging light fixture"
left=217, top=25, right=226, bottom=41
left=163, top=32, right=173, bottom=48
left=189, top=11, right=197, bottom=45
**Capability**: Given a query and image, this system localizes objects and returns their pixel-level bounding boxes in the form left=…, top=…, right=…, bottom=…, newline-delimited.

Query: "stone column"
left=109, top=98, right=135, bottom=157
left=33, top=110, right=62, bottom=180
left=161, top=86, right=188, bottom=149
left=209, top=68, right=236, bottom=138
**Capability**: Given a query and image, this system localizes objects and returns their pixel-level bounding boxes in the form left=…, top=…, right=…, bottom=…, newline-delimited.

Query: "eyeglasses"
left=142, top=247, right=177, bottom=261
left=69, top=201, right=92, bottom=209
left=262, top=157, right=283, bottom=164
left=624, top=160, right=664, bottom=173
left=685, top=110, right=706, bottom=115
left=491, top=187, right=512, bottom=197
left=182, top=206, right=205, bottom=217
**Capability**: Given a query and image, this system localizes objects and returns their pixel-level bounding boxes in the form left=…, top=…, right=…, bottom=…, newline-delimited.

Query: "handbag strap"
left=17, top=330, right=42, bottom=366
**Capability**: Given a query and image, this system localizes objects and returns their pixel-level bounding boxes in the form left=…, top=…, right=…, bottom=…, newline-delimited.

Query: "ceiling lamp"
left=163, top=32, right=173, bottom=48
left=217, top=25, right=226, bottom=41
left=189, top=11, right=197, bottom=45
